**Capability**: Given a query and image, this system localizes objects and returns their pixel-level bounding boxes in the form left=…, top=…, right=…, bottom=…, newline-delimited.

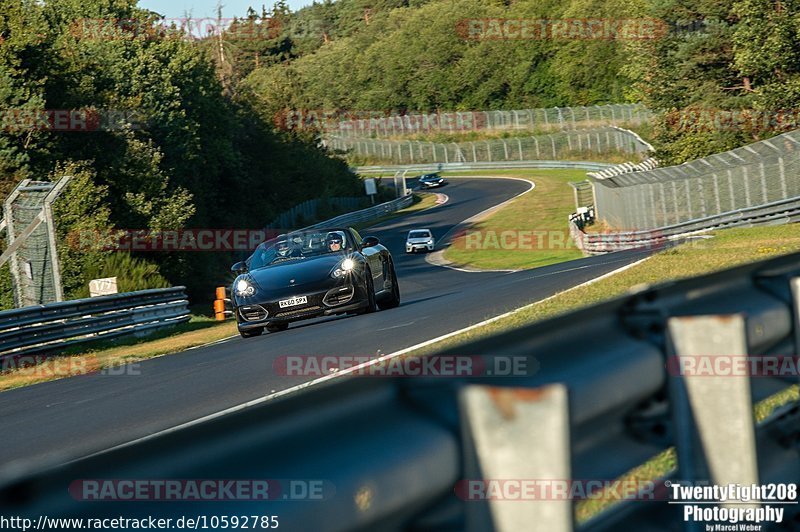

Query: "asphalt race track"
left=0, top=177, right=653, bottom=472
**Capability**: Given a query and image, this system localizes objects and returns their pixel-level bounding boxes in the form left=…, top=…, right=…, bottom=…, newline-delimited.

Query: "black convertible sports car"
left=230, top=227, right=400, bottom=338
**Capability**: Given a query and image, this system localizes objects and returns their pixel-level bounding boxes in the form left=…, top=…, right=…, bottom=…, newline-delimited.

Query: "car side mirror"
left=361, top=236, right=380, bottom=249
left=231, top=261, right=248, bottom=274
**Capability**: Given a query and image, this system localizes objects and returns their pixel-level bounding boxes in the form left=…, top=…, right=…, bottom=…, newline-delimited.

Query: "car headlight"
left=427, top=240, right=434, bottom=244
left=236, top=278, right=255, bottom=297
left=332, top=258, right=356, bottom=278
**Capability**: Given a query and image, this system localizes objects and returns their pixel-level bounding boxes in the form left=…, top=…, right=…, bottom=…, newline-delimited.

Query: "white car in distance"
left=406, top=229, right=435, bottom=253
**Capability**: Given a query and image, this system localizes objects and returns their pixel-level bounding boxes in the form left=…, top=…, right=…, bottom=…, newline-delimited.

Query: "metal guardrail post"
left=667, top=315, right=760, bottom=532
left=461, top=384, right=572, bottom=532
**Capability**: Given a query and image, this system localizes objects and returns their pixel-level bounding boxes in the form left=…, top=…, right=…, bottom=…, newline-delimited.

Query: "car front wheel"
left=357, top=268, right=377, bottom=314
left=378, top=262, right=400, bottom=310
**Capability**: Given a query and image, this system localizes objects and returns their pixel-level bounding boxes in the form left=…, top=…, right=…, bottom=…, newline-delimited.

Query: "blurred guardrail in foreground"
left=0, top=287, right=189, bottom=362
left=329, top=127, right=651, bottom=165
left=328, top=104, right=651, bottom=139
left=3, top=252, right=799, bottom=530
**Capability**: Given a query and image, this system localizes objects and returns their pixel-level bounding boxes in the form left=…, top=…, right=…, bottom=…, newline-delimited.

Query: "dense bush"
left=0, top=0, right=363, bottom=307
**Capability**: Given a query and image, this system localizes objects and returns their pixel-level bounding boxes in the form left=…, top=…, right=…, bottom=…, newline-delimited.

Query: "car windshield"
left=248, top=230, right=351, bottom=270
left=409, top=231, right=431, bottom=239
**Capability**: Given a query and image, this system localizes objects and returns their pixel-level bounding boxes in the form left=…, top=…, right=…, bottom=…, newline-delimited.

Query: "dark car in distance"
left=230, top=227, right=400, bottom=338
left=418, top=173, right=447, bottom=189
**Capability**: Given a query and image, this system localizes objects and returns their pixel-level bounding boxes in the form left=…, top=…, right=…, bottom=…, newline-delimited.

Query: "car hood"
left=247, top=254, right=345, bottom=289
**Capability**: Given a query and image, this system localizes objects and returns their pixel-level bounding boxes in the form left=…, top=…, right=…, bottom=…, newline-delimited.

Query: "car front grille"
left=274, top=305, right=323, bottom=319
left=239, top=305, right=268, bottom=322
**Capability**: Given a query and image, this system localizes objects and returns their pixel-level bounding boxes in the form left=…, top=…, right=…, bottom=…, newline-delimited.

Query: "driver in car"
left=327, top=232, right=344, bottom=252
left=276, top=240, right=290, bottom=257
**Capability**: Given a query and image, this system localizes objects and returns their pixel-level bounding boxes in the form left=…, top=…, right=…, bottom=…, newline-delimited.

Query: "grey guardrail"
left=0, top=287, right=190, bottom=361
left=3, top=252, right=799, bottom=530
left=305, top=193, right=414, bottom=229
left=354, top=160, right=614, bottom=174
left=571, top=195, right=800, bottom=254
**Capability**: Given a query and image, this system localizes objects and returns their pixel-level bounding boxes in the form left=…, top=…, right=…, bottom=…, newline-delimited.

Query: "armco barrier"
left=305, top=193, right=414, bottom=229
left=0, top=287, right=189, bottom=361
left=2, top=252, right=800, bottom=530
left=571, top=195, right=800, bottom=254
left=355, top=160, right=614, bottom=174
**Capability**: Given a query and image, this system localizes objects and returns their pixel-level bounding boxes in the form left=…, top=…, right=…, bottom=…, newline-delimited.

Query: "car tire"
left=266, top=322, right=289, bottom=333
left=378, top=262, right=400, bottom=310
left=357, top=268, right=377, bottom=314
left=240, top=327, right=264, bottom=338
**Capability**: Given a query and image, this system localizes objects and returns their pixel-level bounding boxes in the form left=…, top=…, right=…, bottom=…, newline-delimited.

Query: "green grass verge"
left=441, top=169, right=587, bottom=270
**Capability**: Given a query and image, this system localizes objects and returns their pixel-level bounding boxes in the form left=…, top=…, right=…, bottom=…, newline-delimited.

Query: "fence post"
left=697, top=177, right=706, bottom=218
left=742, top=167, right=752, bottom=207
left=712, top=174, right=721, bottom=214
left=779, top=157, right=788, bottom=198
left=672, top=181, right=680, bottom=224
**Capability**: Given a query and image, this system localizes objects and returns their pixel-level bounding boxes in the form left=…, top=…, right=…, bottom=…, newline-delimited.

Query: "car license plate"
left=279, top=296, right=308, bottom=309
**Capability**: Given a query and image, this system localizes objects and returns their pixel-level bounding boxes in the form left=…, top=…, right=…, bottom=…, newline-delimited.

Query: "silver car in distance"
left=406, top=229, right=435, bottom=253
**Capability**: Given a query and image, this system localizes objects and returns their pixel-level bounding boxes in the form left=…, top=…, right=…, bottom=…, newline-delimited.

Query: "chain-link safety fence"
left=592, top=129, right=800, bottom=230
left=328, top=103, right=651, bottom=138
left=326, top=127, right=652, bottom=165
